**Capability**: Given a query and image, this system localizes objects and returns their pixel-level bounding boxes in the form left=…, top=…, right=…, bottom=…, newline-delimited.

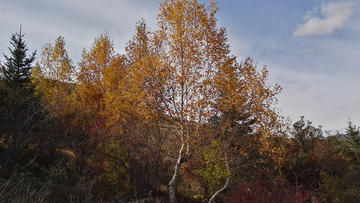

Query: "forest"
left=1, top=0, right=360, bottom=202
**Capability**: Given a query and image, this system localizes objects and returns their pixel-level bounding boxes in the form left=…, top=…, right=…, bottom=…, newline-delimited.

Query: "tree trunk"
left=168, top=143, right=184, bottom=203
left=208, top=149, right=230, bottom=203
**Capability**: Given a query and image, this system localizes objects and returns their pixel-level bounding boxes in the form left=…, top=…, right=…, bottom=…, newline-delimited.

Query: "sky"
left=1, top=0, right=360, bottom=133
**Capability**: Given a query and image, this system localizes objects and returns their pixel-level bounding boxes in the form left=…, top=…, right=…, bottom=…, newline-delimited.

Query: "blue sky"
left=1, top=0, right=360, bottom=132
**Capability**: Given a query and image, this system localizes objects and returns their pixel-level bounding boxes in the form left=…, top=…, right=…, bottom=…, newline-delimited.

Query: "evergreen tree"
left=345, top=120, right=360, bottom=163
left=1, top=26, right=36, bottom=84
left=0, top=27, right=44, bottom=175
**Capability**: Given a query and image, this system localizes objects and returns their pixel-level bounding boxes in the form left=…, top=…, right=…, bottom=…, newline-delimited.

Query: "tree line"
left=1, top=0, right=360, bottom=202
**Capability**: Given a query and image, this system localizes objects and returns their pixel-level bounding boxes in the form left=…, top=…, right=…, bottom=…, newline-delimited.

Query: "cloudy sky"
left=1, top=0, right=360, bottom=133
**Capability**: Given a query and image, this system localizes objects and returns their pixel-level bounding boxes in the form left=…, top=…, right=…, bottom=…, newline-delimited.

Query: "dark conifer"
left=0, top=26, right=45, bottom=173
left=1, top=25, right=36, bottom=84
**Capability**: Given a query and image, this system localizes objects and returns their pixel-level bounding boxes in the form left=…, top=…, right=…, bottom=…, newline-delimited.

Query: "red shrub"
left=224, top=174, right=323, bottom=203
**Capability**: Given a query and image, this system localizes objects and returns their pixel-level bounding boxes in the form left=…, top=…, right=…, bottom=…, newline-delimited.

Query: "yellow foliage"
left=32, top=36, right=75, bottom=118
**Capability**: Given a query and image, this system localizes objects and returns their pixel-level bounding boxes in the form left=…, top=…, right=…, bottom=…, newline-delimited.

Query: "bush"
left=224, top=172, right=322, bottom=203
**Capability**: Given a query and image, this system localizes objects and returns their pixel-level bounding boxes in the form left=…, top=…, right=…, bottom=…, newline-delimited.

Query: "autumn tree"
left=76, top=32, right=115, bottom=118
left=29, top=36, right=79, bottom=160
left=103, top=20, right=163, bottom=126
left=154, top=1, right=288, bottom=202
left=32, top=36, right=75, bottom=118
left=102, top=20, right=167, bottom=198
left=70, top=32, right=118, bottom=158
left=155, top=1, right=233, bottom=202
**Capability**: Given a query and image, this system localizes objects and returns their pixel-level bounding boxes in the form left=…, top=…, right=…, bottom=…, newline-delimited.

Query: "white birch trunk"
left=208, top=149, right=230, bottom=203
left=168, top=143, right=184, bottom=203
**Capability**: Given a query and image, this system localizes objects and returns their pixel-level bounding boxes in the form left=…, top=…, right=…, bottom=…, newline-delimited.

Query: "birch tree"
left=156, top=1, right=230, bottom=202
left=32, top=36, right=75, bottom=117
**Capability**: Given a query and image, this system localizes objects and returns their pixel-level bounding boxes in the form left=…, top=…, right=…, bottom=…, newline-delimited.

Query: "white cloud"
left=293, top=1, right=356, bottom=36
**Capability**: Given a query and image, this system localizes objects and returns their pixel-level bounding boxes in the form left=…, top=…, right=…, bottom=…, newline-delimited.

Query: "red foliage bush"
left=224, top=174, right=323, bottom=203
